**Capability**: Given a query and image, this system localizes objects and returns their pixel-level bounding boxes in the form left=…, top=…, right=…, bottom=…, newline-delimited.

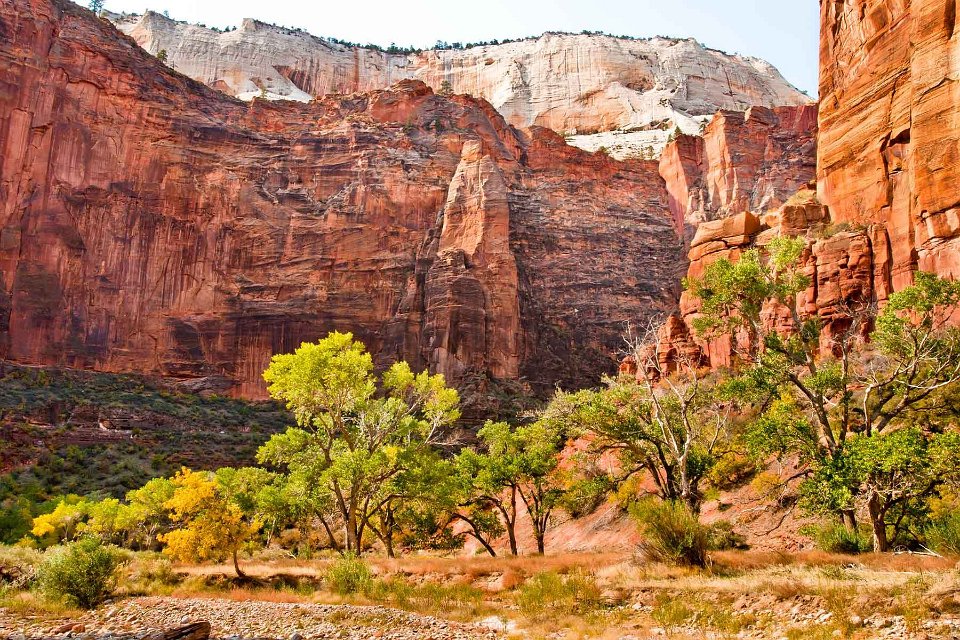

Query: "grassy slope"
left=0, top=363, right=291, bottom=542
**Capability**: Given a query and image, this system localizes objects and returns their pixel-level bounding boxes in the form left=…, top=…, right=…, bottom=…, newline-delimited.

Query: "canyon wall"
left=658, top=104, right=818, bottom=234
left=818, top=0, right=960, bottom=289
left=109, top=12, right=812, bottom=158
left=653, top=0, right=960, bottom=370
left=0, top=0, right=683, bottom=403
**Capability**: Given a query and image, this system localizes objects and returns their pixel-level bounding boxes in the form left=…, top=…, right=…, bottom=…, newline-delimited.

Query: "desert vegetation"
left=4, top=242, right=960, bottom=637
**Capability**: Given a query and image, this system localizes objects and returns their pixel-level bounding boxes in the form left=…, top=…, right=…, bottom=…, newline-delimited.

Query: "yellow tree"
left=158, top=469, right=260, bottom=577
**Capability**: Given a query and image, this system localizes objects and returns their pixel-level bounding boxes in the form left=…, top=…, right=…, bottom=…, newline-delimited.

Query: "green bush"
left=515, top=570, right=601, bottom=618
left=809, top=523, right=873, bottom=554
left=560, top=474, right=613, bottom=518
left=36, top=538, right=123, bottom=608
left=925, top=512, right=960, bottom=555
left=631, top=500, right=709, bottom=567
left=325, top=553, right=372, bottom=596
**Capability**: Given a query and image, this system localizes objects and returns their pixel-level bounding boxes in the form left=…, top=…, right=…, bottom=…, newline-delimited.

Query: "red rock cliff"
left=658, top=105, right=818, bottom=237
left=818, top=0, right=960, bottom=289
left=0, top=0, right=683, bottom=401
left=650, top=0, right=960, bottom=372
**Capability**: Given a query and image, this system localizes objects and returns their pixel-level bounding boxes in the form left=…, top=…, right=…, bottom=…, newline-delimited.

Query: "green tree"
left=115, top=477, right=175, bottom=550
left=689, top=236, right=960, bottom=551
left=88, top=0, right=104, bottom=14
left=81, top=498, right=125, bottom=545
left=365, top=450, right=458, bottom=556
left=454, top=423, right=523, bottom=555
left=512, top=421, right=567, bottom=554
left=454, top=420, right=566, bottom=555
left=257, top=332, right=460, bottom=554
left=156, top=49, right=168, bottom=64
left=543, top=321, right=734, bottom=514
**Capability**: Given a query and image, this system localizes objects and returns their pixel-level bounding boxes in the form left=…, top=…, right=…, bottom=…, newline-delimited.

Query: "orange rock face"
left=818, top=0, right=960, bottom=289
left=658, top=0, right=960, bottom=372
left=0, top=0, right=683, bottom=400
left=658, top=105, right=818, bottom=236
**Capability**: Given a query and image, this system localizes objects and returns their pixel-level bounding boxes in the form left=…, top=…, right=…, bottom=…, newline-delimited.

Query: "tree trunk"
left=475, top=535, right=497, bottom=557
left=867, top=494, right=889, bottom=552
left=506, top=521, right=518, bottom=555
left=346, top=509, right=359, bottom=553
left=841, top=509, right=858, bottom=531
left=232, top=549, right=246, bottom=578
left=318, top=514, right=340, bottom=551
left=535, top=532, right=545, bottom=555
left=384, top=532, right=395, bottom=558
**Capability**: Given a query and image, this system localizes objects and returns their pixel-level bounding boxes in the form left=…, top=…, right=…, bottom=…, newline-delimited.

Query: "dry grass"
left=0, top=590, right=80, bottom=619
left=4, top=549, right=957, bottom=639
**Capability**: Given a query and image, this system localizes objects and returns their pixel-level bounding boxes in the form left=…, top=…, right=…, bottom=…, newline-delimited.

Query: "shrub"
left=120, top=554, right=181, bottom=595
left=651, top=593, right=694, bottom=628
left=325, top=553, right=372, bottom=596
left=707, top=520, right=749, bottom=551
left=0, top=546, right=41, bottom=590
left=515, top=570, right=601, bottom=618
left=561, top=474, right=613, bottom=518
left=36, top=538, right=123, bottom=608
left=925, top=511, right=960, bottom=555
left=631, top=500, right=709, bottom=567
left=808, top=523, right=873, bottom=554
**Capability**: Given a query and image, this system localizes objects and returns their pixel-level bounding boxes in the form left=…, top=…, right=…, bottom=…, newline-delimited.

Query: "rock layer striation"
left=0, top=0, right=683, bottom=401
left=818, top=0, right=960, bottom=289
left=109, top=12, right=812, bottom=158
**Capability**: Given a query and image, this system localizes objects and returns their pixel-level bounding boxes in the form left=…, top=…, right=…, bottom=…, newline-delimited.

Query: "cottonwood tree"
left=115, top=477, right=175, bottom=550
left=545, top=322, right=734, bottom=514
left=257, top=332, right=460, bottom=555
left=688, top=236, right=960, bottom=550
left=512, top=420, right=568, bottom=554
left=158, top=468, right=260, bottom=577
left=453, top=420, right=566, bottom=555
left=364, top=450, right=460, bottom=557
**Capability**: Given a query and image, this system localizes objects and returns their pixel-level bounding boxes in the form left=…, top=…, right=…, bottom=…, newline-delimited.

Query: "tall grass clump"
left=925, top=511, right=960, bottom=555
left=515, top=570, right=601, bottom=618
left=808, top=523, right=873, bottom=554
left=36, top=538, right=123, bottom=608
left=0, top=546, right=41, bottom=591
left=631, top=500, right=709, bottom=567
left=325, top=553, right=372, bottom=596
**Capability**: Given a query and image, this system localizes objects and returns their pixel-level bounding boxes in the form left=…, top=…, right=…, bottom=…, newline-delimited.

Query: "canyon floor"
left=2, top=551, right=960, bottom=639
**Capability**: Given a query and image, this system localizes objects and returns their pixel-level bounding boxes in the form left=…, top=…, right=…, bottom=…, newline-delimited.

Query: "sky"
left=99, top=0, right=820, bottom=96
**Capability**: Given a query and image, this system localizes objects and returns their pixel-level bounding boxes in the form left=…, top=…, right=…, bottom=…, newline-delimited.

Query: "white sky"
left=97, top=0, right=820, bottom=96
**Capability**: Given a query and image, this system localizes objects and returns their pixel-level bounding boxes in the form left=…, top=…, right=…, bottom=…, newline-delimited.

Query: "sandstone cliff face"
left=0, top=0, right=682, bottom=401
left=658, top=105, right=818, bottom=235
left=653, top=0, right=960, bottom=369
left=109, top=12, right=812, bottom=158
left=818, top=0, right=960, bottom=290
left=659, top=189, right=892, bottom=371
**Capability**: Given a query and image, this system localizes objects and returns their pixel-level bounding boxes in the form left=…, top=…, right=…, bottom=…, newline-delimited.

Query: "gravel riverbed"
left=0, top=597, right=504, bottom=640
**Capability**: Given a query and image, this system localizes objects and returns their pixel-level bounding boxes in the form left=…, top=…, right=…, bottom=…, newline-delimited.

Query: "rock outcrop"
left=109, top=12, right=812, bottom=158
left=655, top=0, right=960, bottom=371
left=670, top=190, right=888, bottom=369
left=818, top=0, right=960, bottom=290
left=658, top=105, right=818, bottom=235
left=0, top=0, right=683, bottom=401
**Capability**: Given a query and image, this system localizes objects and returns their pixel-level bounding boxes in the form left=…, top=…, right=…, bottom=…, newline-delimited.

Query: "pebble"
left=0, top=597, right=501, bottom=640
